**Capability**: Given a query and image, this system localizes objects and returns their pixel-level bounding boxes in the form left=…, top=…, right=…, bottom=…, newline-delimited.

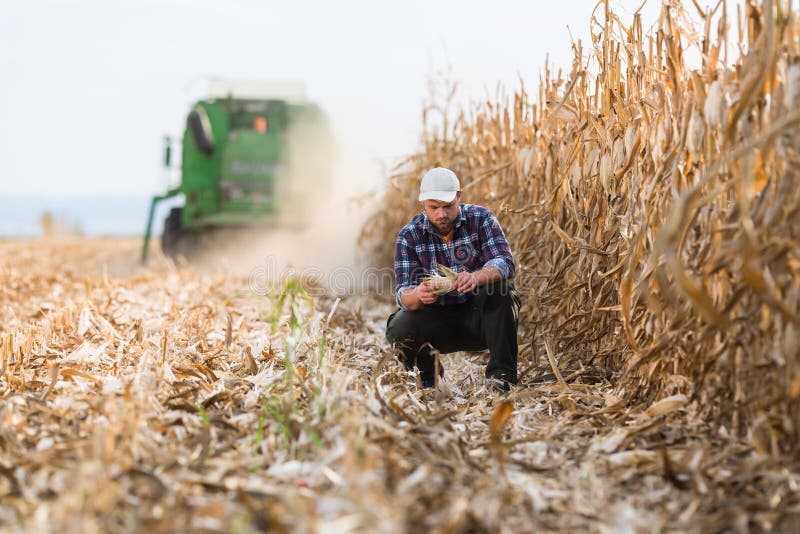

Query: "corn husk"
left=422, top=264, right=460, bottom=295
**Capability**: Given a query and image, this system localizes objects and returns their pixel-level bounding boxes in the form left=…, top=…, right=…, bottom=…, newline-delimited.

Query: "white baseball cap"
left=418, top=167, right=461, bottom=202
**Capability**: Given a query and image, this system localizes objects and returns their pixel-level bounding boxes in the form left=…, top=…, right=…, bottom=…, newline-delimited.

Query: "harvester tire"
left=161, top=207, right=183, bottom=258
left=162, top=207, right=198, bottom=260
left=188, top=109, right=214, bottom=154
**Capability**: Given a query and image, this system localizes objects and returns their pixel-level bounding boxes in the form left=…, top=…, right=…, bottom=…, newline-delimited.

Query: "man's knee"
left=386, top=308, right=444, bottom=349
left=386, top=309, right=420, bottom=346
left=386, top=309, right=433, bottom=370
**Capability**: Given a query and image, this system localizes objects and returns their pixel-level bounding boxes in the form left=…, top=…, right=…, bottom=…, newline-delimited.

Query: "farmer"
left=385, top=167, right=520, bottom=392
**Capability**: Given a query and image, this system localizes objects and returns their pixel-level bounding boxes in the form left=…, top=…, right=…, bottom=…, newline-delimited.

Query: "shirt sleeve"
left=479, top=214, right=515, bottom=279
left=394, top=233, right=416, bottom=310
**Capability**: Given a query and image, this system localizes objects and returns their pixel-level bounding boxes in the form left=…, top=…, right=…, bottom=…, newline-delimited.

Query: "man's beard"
left=432, top=219, right=454, bottom=235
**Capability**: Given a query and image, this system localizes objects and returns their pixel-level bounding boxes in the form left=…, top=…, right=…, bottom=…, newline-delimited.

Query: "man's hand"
left=414, top=283, right=438, bottom=305
left=453, top=271, right=479, bottom=293
left=400, top=283, right=437, bottom=310
left=401, top=266, right=502, bottom=310
left=454, top=266, right=503, bottom=293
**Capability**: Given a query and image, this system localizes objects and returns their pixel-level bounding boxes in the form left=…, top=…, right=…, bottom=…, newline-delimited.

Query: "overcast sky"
left=0, top=0, right=662, bottom=197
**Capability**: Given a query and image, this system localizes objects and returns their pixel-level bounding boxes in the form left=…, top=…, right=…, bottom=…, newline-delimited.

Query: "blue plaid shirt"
left=394, top=203, right=515, bottom=309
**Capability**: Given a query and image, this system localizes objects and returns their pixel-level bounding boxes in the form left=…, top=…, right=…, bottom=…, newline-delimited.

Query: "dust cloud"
left=189, top=131, right=394, bottom=300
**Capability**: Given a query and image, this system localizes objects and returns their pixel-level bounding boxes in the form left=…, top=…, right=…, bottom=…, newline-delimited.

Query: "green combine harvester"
left=142, top=80, right=332, bottom=261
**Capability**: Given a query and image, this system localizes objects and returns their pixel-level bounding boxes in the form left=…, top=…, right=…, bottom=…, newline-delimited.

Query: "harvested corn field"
left=0, top=233, right=797, bottom=532
left=0, top=233, right=800, bottom=532
left=4, top=1, right=800, bottom=532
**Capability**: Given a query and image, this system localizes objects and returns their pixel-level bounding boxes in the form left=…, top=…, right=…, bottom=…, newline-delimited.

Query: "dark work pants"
left=385, top=280, right=521, bottom=383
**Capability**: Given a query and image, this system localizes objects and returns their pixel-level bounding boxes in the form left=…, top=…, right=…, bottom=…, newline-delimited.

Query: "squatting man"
left=385, top=167, right=520, bottom=392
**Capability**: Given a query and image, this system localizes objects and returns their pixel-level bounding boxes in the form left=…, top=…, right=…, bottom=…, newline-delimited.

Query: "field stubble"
left=1, top=238, right=798, bottom=532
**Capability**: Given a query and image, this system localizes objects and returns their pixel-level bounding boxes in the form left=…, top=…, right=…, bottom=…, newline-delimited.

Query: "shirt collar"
left=421, top=204, right=465, bottom=234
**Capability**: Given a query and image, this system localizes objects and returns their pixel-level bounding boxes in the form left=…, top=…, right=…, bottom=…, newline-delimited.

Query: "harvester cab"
left=142, top=80, right=332, bottom=261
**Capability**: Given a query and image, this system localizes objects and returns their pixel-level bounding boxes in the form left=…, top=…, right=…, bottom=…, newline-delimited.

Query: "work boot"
left=489, top=378, right=510, bottom=394
left=487, top=370, right=516, bottom=394
left=420, top=363, right=445, bottom=389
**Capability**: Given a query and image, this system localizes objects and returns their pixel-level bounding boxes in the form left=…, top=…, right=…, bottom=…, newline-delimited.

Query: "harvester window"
left=254, top=116, right=267, bottom=133
left=228, top=100, right=287, bottom=133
